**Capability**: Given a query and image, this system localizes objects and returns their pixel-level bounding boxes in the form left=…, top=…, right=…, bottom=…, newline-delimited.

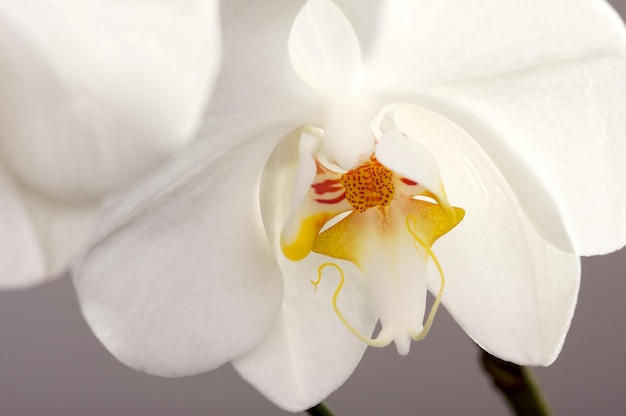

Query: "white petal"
left=288, top=131, right=323, bottom=215
left=233, top=254, right=375, bottom=412
left=0, top=163, right=44, bottom=288
left=202, top=0, right=317, bottom=144
left=23, top=189, right=99, bottom=280
left=234, top=132, right=377, bottom=411
left=375, top=115, right=448, bottom=208
left=0, top=163, right=99, bottom=289
left=331, top=0, right=386, bottom=58
left=0, top=0, right=220, bottom=201
left=416, top=55, right=626, bottom=255
left=288, top=0, right=361, bottom=94
left=73, top=127, right=291, bottom=376
left=391, top=105, right=579, bottom=366
left=279, top=129, right=353, bottom=261
left=360, top=0, right=626, bottom=97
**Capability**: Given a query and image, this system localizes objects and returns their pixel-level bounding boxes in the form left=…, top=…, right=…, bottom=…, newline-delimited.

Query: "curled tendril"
left=311, top=216, right=446, bottom=347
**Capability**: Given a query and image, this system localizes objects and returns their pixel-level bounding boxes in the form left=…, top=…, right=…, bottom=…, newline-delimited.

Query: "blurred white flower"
left=73, top=0, right=626, bottom=412
left=0, top=0, right=220, bottom=288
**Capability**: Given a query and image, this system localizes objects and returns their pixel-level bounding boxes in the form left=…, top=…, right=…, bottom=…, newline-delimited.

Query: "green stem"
left=480, top=349, right=553, bottom=416
left=306, top=401, right=336, bottom=416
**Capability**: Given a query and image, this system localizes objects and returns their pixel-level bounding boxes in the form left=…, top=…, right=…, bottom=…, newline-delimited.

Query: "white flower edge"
left=73, top=128, right=289, bottom=376
left=73, top=0, right=626, bottom=411
left=0, top=0, right=221, bottom=288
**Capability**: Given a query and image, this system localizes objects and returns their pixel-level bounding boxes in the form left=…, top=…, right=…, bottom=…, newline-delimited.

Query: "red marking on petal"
left=401, top=178, right=418, bottom=186
left=315, top=192, right=346, bottom=204
left=312, top=179, right=343, bottom=195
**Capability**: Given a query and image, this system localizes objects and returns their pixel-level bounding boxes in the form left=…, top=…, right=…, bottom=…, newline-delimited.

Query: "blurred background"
left=2, top=1, right=626, bottom=415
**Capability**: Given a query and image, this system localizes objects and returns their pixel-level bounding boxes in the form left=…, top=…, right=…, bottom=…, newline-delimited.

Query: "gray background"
left=2, top=1, right=626, bottom=415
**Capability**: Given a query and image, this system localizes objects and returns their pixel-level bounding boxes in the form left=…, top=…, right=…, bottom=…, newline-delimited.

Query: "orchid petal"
left=288, top=0, right=361, bottom=94
left=73, top=128, right=290, bottom=376
left=361, top=0, right=625, bottom=97
left=280, top=131, right=352, bottom=261
left=354, top=0, right=626, bottom=254
left=417, top=55, right=626, bottom=255
left=234, top=132, right=377, bottom=412
left=233, top=253, right=375, bottom=412
left=290, top=132, right=323, bottom=209
left=0, top=0, right=220, bottom=201
left=390, top=104, right=579, bottom=365
left=21, top=189, right=98, bottom=284
left=330, top=0, right=384, bottom=58
left=203, top=0, right=316, bottom=146
left=0, top=164, right=44, bottom=288
left=375, top=114, right=450, bottom=211
left=1, top=162, right=100, bottom=289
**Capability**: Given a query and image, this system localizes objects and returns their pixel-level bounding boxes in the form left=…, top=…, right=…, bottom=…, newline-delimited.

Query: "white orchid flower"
left=0, top=0, right=221, bottom=288
left=73, top=0, right=626, bottom=412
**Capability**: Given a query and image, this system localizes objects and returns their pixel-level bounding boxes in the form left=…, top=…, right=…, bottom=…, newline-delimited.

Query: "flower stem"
left=306, top=401, right=336, bottom=416
left=480, top=349, right=553, bottom=416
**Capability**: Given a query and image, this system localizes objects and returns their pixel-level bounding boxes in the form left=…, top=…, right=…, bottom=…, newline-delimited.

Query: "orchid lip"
left=280, top=117, right=464, bottom=354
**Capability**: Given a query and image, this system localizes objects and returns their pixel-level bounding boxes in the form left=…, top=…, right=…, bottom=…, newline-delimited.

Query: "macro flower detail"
left=73, top=0, right=626, bottom=412
left=0, top=0, right=220, bottom=288
left=280, top=118, right=465, bottom=355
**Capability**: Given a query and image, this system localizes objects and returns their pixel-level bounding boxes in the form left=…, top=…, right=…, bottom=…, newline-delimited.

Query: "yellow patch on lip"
left=281, top=213, right=335, bottom=262
left=312, top=198, right=465, bottom=266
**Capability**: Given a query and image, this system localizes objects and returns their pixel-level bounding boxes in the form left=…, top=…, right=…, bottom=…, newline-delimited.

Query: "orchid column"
left=74, top=0, right=626, bottom=413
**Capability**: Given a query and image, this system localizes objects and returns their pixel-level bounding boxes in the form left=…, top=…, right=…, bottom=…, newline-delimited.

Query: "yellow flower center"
left=340, top=157, right=394, bottom=212
left=276, top=123, right=465, bottom=355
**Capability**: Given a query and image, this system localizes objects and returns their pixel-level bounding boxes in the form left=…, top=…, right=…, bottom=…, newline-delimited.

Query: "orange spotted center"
left=340, top=157, right=395, bottom=212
